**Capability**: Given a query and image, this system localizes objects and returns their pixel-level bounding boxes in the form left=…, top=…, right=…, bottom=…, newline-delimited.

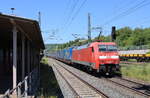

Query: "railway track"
left=101, top=77, right=150, bottom=98
left=107, top=77, right=150, bottom=96
left=52, top=61, right=108, bottom=98
left=50, top=58, right=150, bottom=98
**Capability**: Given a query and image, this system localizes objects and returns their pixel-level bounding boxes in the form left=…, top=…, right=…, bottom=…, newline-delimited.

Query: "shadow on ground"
left=39, top=63, right=63, bottom=98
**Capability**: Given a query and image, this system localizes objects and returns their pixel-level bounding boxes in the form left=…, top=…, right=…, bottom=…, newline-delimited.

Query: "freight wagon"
left=119, top=49, right=150, bottom=62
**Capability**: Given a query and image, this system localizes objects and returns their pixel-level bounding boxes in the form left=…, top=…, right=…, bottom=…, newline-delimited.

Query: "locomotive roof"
left=74, top=42, right=116, bottom=50
left=90, top=42, right=116, bottom=45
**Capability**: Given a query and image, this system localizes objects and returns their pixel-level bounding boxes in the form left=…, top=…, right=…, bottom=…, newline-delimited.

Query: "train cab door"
left=91, top=46, right=96, bottom=69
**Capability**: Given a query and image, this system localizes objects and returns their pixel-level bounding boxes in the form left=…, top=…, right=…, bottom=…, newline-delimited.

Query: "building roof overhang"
left=0, top=13, right=45, bottom=49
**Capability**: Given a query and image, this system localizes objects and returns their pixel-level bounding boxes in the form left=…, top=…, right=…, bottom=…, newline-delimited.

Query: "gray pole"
left=88, top=13, right=91, bottom=42
left=13, top=26, right=17, bottom=93
left=11, top=8, right=15, bottom=15
left=38, top=12, right=41, bottom=28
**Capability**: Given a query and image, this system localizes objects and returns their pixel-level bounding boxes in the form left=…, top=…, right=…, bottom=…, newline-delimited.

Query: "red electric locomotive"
left=72, top=42, right=120, bottom=75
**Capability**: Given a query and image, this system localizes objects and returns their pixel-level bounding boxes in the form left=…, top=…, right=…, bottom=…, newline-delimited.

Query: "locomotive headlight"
left=111, top=56, right=119, bottom=59
left=99, top=56, right=107, bottom=59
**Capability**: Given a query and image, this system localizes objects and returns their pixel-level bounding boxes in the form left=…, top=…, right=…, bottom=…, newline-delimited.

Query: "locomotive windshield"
left=99, top=45, right=117, bottom=52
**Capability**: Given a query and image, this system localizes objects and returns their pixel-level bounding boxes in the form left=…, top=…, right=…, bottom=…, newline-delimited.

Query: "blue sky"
left=1, top=0, right=150, bottom=44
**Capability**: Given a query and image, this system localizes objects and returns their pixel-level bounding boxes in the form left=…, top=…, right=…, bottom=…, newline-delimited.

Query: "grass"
left=121, top=63, right=150, bottom=82
left=127, top=59, right=137, bottom=62
left=38, top=57, right=63, bottom=98
left=41, top=57, right=49, bottom=65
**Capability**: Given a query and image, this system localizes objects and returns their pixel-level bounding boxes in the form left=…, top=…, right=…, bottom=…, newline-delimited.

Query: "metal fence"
left=3, top=68, right=39, bottom=98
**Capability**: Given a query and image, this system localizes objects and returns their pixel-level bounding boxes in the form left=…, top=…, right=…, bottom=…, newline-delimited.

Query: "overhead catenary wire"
left=61, top=0, right=73, bottom=28
left=128, top=16, right=150, bottom=27
left=44, top=0, right=72, bottom=42
left=63, top=0, right=147, bottom=39
left=102, top=0, right=150, bottom=26
left=60, top=0, right=150, bottom=42
left=101, top=0, right=139, bottom=23
left=63, top=0, right=88, bottom=32
left=61, top=0, right=80, bottom=30
left=66, top=0, right=80, bottom=22
left=113, top=0, right=139, bottom=15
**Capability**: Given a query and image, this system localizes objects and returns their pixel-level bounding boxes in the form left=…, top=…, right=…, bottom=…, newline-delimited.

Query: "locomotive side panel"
left=72, top=47, right=95, bottom=67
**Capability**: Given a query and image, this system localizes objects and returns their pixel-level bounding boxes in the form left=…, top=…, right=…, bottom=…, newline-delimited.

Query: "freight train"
left=119, top=49, right=150, bottom=62
left=49, top=41, right=120, bottom=75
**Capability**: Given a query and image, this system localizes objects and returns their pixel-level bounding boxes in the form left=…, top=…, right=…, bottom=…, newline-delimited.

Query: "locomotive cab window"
left=99, top=45, right=117, bottom=52
left=99, top=45, right=107, bottom=51
left=107, top=45, right=117, bottom=51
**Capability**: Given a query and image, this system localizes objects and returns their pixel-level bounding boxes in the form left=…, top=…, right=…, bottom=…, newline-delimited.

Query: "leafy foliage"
left=116, top=27, right=150, bottom=47
left=45, top=27, right=150, bottom=52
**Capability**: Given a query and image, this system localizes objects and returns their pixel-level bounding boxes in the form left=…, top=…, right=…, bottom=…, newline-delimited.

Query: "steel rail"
left=112, top=77, right=150, bottom=95
left=55, top=61, right=109, bottom=98
left=117, top=77, right=150, bottom=87
left=105, top=78, right=150, bottom=98
left=53, top=64, right=80, bottom=97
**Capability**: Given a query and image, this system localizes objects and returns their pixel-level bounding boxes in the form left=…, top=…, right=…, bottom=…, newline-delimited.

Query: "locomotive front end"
left=97, top=43, right=120, bottom=75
